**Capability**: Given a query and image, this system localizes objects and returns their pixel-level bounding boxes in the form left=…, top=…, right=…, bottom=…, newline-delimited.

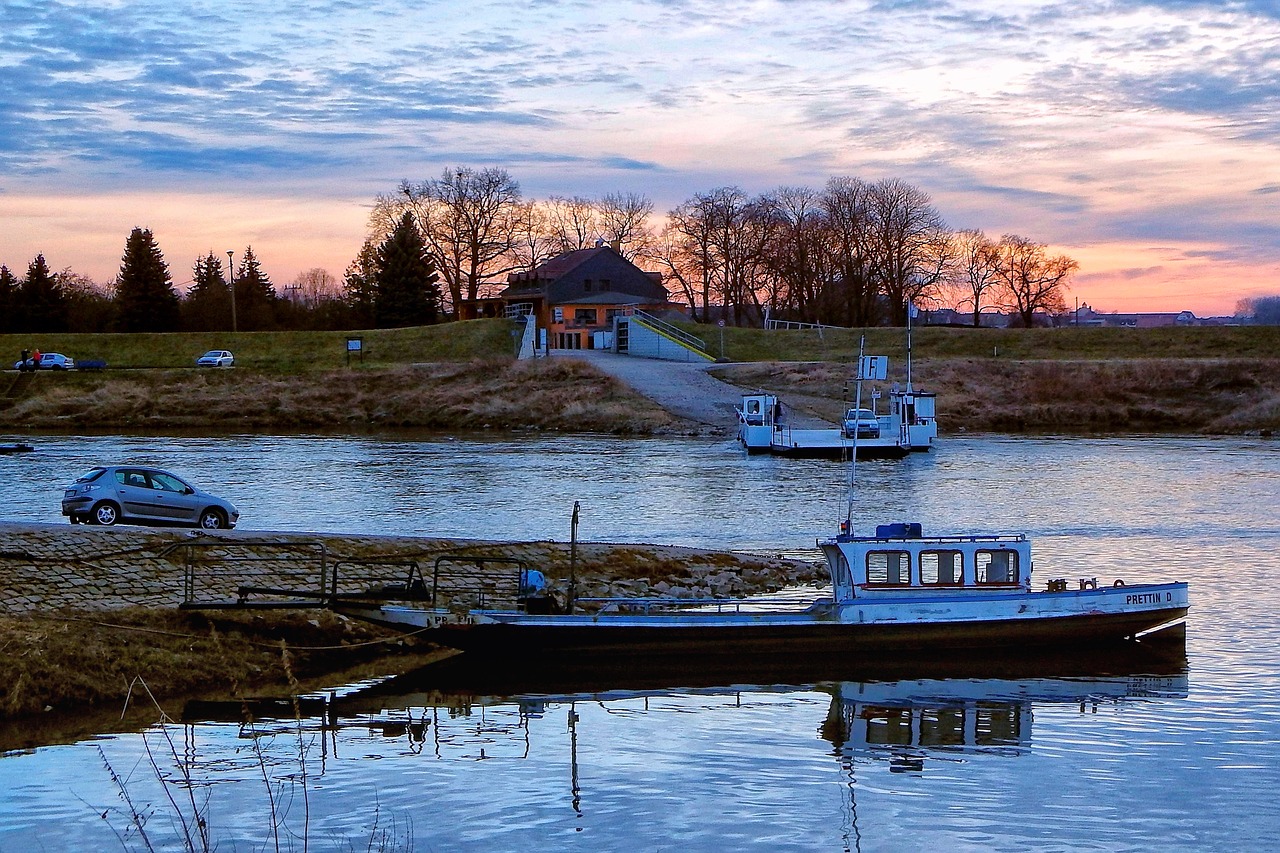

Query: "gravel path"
left=550, top=350, right=832, bottom=432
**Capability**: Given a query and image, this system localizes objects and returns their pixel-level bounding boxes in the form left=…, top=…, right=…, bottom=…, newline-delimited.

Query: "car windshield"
left=846, top=409, right=876, bottom=420
left=75, top=467, right=108, bottom=483
left=201, top=351, right=221, bottom=358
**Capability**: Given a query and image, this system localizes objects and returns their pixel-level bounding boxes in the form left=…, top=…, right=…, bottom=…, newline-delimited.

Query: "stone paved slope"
left=550, top=350, right=833, bottom=431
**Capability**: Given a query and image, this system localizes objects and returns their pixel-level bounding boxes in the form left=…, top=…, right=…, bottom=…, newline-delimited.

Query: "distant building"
left=1074, top=304, right=1198, bottom=327
left=457, top=244, right=682, bottom=349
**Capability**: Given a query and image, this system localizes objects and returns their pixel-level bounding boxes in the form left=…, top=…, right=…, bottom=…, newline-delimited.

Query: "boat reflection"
left=820, top=670, right=1187, bottom=775
left=181, top=640, right=1188, bottom=777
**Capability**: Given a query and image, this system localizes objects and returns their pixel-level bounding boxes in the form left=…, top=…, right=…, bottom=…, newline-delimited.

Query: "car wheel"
left=91, top=501, right=120, bottom=526
left=199, top=508, right=227, bottom=529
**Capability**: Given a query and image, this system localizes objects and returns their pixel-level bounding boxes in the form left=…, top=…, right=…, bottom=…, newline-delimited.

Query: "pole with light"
left=226, top=250, right=237, bottom=332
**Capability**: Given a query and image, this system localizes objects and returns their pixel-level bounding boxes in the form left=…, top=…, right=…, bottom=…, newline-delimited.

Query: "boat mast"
left=844, top=335, right=866, bottom=533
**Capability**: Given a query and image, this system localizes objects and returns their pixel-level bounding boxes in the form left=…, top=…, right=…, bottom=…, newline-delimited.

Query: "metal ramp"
left=173, top=539, right=530, bottom=613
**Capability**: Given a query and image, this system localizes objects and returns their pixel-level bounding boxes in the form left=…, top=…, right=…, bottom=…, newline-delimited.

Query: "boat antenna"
left=844, top=335, right=866, bottom=535
left=905, top=299, right=914, bottom=393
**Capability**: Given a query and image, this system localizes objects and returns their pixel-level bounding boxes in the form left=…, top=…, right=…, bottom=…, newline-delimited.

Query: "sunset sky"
left=2, top=0, right=1277, bottom=317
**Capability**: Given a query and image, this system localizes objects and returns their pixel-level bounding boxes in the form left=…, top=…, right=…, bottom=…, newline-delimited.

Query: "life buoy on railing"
left=1113, top=579, right=1126, bottom=588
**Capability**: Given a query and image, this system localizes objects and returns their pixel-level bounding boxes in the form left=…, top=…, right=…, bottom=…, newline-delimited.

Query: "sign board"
left=859, top=355, right=888, bottom=381
left=345, top=337, right=363, bottom=366
left=553, top=307, right=564, bottom=323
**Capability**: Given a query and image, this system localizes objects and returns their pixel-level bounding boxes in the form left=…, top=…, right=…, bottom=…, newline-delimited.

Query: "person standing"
left=32, top=349, right=41, bottom=369
left=19, top=349, right=29, bottom=371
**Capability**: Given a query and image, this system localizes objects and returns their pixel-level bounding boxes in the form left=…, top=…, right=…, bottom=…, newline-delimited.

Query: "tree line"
left=3, top=166, right=1089, bottom=335
left=369, top=167, right=1079, bottom=328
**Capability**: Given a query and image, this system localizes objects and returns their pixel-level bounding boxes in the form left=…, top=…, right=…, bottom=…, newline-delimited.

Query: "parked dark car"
left=62, top=466, right=239, bottom=529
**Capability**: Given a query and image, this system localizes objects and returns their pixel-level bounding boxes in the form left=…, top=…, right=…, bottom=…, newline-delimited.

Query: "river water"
left=1, top=431, right=1279, bottom=850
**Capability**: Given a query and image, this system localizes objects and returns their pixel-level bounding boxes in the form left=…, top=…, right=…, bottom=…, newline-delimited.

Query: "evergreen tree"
left=115, top=227, right=179, bottom=332
left=0, top=266, right=17, bottom=333
left=234, top=246, right=277, bottom=331
left=183, top=252, right=232, bottom=331
left=374, top=212, right=441, bottom=328
left=343, top=239, right=379, bottom=328
left=19, top=254, right=69, bottom=332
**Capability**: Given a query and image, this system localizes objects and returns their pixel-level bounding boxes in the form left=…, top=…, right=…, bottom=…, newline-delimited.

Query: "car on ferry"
left=842, top=408, right=881, bottom=439
left=62, top=465, right=239, bottom=529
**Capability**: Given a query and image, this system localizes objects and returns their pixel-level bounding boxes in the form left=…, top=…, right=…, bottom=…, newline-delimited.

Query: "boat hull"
left=337, top=584, right=1188, bottom=662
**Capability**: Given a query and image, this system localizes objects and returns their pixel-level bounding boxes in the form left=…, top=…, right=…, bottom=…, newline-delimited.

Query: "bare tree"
left=867, top=178, right=951, bottom=325
left=758, top=185, right=831, bottom=324
left=374, top=166, right=523, bottom=314
left=289, top=268, right=341, bottom=306
left=509, top=200, right=562, bottom=282
left=660, top=190, right=736, bottom=322
left=647, top=225, right=703, bottom=320
left=598, top=192, right=655, bottom=259
left=948, top=229, right=1003, bottom=326
left=821, top=176, right=877, bottom=327
left=543, top=195, right=600, bottom=253
left=998, top=234, right=1076, bottom=326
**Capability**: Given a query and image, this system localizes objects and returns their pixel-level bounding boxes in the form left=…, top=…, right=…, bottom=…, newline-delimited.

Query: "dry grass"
left=0, top=358, right=682, bottom=433
left=0, top=608, right=423, bottom=721
left=717, top=357, right=1280, bottom=433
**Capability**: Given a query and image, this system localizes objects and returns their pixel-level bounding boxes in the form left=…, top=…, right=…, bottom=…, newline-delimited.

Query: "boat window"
left=975, top=703, right=1022, bottom=745
left=866, top=550, right=911, bottom=585
left=918, top=708, right=966, bottom=747
left=863, top=706, right=913, bottom=746
left=976, top=550, right=1018, bottom=584
left=920, top=550, right=963, bottom=585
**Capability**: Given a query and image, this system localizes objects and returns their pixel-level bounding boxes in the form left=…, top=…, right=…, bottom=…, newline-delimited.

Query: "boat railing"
left=827, top=533, right=1028, bottom=545
left=575, top=595, right=820, bottom=615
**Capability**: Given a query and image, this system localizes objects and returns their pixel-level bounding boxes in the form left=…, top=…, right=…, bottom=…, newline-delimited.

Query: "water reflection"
left=131, top=648, right=1188, bottom=853
left=822, top=670, right=1188, bottom=773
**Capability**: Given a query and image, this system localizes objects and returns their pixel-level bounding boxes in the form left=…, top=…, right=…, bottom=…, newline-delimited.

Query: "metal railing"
left=628, top=309, right=711, bottom=356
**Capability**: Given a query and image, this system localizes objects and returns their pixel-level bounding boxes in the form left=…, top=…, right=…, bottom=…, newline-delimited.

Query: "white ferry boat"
left=333, top=521, right=1189, bottom=661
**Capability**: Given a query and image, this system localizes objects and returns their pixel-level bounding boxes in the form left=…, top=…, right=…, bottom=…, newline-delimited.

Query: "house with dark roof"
left=460, top=244, right=680, bottom=350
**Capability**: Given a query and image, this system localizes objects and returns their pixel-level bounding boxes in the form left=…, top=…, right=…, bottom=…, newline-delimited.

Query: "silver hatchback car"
left=62, top=466, right=240, bottom=529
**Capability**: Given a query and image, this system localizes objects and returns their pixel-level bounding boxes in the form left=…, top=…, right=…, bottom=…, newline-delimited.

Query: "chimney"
left=609, top=239, right=621, bottom=252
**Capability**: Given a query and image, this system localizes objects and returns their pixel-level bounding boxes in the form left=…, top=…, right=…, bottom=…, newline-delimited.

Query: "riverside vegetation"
left=3, top=319, right=1279, bottom=434
left=2, top=319, right=1277, bottom=738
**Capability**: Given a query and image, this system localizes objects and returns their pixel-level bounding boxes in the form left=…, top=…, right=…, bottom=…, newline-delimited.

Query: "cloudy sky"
left=2, top=0, right=1277, bottom=315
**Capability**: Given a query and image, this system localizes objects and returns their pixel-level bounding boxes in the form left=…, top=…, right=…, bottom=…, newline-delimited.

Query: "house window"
left=574, top=308, right=598, bottom=325
left=605, top=308, right=626, bottom=322
left=976, top=549, right=1018, bottom=584
left=583, top=280, right=593, bottom=292
left=920, top=550, right=963, bottom=585
left=866, top=550, right=911, bottom=586
left=600, top=279, right=610, bottom=291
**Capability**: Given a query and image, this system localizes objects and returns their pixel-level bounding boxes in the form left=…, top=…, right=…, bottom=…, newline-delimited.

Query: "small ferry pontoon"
left=737, top=372, right=937, bottom=459
left=329, top=521, right=1188, bottom=661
